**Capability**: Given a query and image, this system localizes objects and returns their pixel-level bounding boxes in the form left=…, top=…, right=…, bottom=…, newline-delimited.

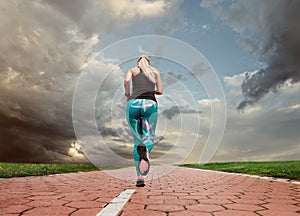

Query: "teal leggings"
left=126, top=99, right=158, bottom=176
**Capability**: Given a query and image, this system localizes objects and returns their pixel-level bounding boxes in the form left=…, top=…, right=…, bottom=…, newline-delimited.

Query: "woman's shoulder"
left=130, top=67, right=141, bottom=76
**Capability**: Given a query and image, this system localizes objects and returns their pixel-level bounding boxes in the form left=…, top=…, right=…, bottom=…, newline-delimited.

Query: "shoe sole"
left=137, top=143, right=150, bottom=176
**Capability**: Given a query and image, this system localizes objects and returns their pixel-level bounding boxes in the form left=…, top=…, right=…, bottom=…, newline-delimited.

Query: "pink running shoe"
left=137, top=143, right=150, bottom=176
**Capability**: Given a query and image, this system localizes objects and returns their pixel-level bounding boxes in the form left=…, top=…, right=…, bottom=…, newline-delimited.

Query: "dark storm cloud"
left=201, top=0, right=300, bottom=109
left=0, top=111, right=81, bottom=163
left=167, top=71, right=184, bottom=81
left=161, top=105, right=201, bottom=120
left=98, top=127, right=119, bottom=137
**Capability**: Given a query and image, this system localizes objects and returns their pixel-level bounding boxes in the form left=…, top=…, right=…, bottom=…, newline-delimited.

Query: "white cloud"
left=277, top=104, right=300, bottom=113
left=138, top=46, right=150, bottom=54
left=211, top=71, right=300, bottom=162
left=198, top=98, right=222, bottom=108
left=45, top=0, right=184, bottom=36
left=108, top=0, right=168, bottom=19
left=202, top=24, right=210, bottom=30
left=223, top=73, right=246, bottom=88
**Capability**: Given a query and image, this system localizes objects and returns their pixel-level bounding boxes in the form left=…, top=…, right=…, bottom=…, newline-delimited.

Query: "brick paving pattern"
left=0, top=167, right=299, bottom=215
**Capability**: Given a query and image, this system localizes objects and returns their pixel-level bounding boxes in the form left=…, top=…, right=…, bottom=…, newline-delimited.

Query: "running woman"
left=124, top=55, right=163, bottom=187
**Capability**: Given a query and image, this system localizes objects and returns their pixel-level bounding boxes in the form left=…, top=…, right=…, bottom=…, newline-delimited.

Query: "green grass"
left=0, top=163, right=99, bottom=178
left=2, top=161, right=300, bottom=180
left=181, top=161, right=300, bottom=181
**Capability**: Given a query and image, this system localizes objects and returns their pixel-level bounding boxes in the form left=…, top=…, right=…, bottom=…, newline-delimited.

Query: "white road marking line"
left=96, top=189, right=135, bottom=216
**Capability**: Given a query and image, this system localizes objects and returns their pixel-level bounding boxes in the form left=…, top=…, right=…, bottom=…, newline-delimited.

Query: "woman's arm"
left=124, top=69, right=132, bottom=100
left=155, top=73, right=163, bottom=95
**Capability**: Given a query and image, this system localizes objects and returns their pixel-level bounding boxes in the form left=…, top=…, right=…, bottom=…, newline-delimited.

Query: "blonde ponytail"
left=137, top=55, right=159, bottom=83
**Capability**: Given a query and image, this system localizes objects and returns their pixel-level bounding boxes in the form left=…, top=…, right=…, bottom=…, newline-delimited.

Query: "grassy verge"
left=0, top=163, right=98, bottom=178
left=181, top=161, right=300, bottom=181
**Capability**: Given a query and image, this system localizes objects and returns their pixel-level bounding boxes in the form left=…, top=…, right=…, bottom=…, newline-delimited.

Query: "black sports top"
left=130, top=69, right=156, bottom=102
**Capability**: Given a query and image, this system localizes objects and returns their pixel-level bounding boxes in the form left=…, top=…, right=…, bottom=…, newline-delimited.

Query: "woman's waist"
left=129, top=92, right=156, bottom=102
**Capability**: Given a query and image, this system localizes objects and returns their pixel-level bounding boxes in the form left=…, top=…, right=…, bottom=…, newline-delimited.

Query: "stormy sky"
left=0, top=0, right=299, bottom=164
left=0, top=0, right=183, bottom=163
left=201, top=0, right=300, bottom=109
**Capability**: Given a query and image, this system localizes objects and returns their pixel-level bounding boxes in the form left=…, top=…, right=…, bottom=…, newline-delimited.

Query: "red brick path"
left=0, top=167, right=299, bottom=215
